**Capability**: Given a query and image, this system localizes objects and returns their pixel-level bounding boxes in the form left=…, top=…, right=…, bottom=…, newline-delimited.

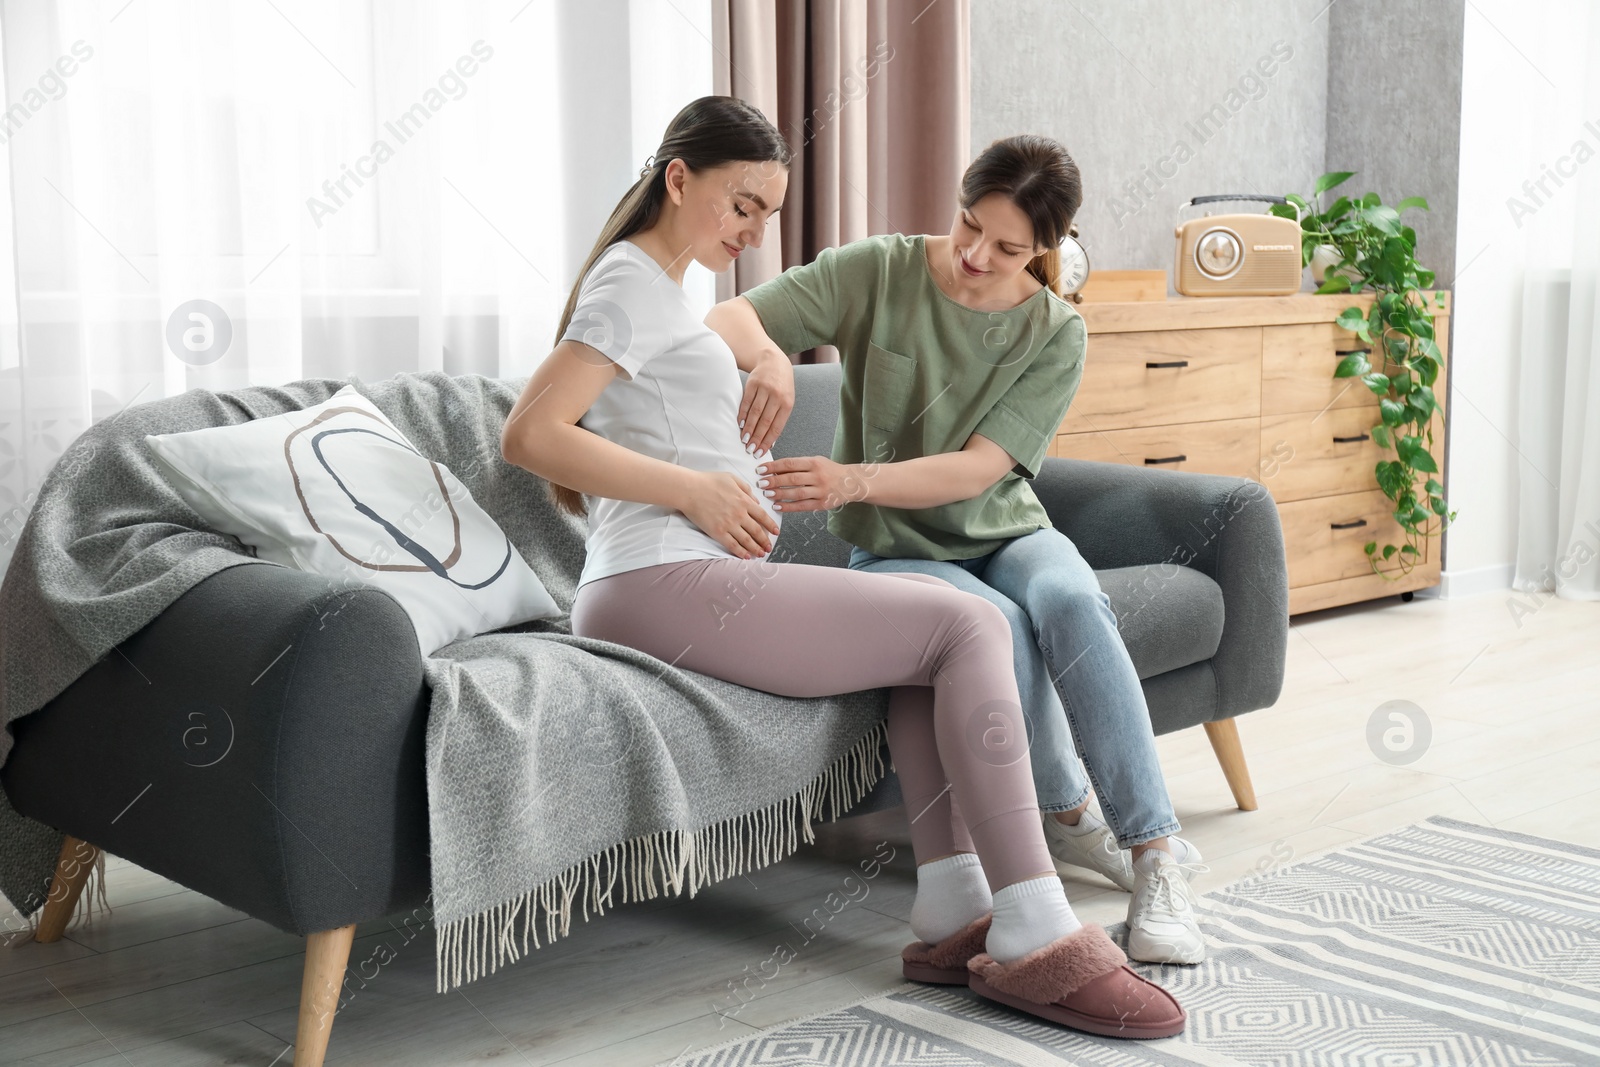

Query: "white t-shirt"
left=561, top=240, right=783, bottom=590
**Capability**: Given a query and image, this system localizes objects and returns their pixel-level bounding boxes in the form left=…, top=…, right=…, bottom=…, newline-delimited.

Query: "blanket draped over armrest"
left=0, top=371, right=888, bottom=991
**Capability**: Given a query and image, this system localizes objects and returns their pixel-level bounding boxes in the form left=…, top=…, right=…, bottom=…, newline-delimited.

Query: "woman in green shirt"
left=707, top=134, right=1206, bottom=965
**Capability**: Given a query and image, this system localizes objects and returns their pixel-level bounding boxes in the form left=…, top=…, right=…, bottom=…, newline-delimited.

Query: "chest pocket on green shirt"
left=863, top=341, right=916, bottom=432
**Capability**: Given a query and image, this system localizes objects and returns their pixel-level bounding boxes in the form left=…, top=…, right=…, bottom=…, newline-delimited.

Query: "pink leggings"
left=569, top=556, right=1057, bottom=891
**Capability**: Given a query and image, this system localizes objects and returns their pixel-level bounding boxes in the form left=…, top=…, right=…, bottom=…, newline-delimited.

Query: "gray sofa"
left=1, top=361, right=1287, bottom=1066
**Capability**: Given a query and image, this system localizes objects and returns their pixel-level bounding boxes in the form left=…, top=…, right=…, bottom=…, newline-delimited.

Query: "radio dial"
left=1196, top=229, right=1242, bottom=278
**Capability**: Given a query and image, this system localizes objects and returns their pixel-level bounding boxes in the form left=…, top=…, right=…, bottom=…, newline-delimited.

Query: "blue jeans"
left=848, top=525, right=1180, bottom=847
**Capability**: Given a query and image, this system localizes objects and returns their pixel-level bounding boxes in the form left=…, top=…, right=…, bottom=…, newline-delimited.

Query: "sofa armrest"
left=2, top=560, right=432, bottom=935
left=1030, top=456, right=1289, bottom=716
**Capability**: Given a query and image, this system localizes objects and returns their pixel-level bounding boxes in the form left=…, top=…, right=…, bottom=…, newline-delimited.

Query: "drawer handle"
left=1330, top=518, right=1368, bottom=530
left=1145, top=360, right=1189, bottom=369
left=1332, top=433, right=1371, bottom=443
left=1144, top=454, right=1187, bottom=465
left=1334, top=348, right=1371, bottom=356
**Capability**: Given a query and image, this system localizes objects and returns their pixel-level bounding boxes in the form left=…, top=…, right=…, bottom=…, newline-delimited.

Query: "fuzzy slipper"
left=901, top=913, right=992, bottom=985
left=967, top=922, right=1186, bottom=1039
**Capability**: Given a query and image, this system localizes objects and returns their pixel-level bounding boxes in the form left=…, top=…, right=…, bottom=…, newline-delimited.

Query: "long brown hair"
left=958, top=135, right=1082, bottom=297
left=546, top=95, right=791, bottom=517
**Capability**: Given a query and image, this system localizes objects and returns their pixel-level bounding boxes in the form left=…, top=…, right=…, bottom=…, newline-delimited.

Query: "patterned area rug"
left=663, top=817, right=1600, bottom=1066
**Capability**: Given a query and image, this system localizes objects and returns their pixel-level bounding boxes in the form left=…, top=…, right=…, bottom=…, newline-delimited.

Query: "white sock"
left=909, top=852, right=993, bottom=945
left=986, top=875, right=1083, bottom=963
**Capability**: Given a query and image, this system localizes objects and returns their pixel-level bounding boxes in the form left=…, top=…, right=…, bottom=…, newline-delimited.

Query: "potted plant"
left=1271, top=172, right=1455, bottom=580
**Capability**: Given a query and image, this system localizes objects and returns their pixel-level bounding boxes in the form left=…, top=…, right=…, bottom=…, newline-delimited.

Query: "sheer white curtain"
left=0, top=0, right=713, bottom=579
left=1512, top=0, right=1600, bottom=600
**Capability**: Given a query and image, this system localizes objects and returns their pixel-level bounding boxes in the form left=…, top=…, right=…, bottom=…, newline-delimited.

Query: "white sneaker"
left=1126, top=847, right=1208, bottom=964
left=1041, top=810, right=1204, bottom=893
left=1169, top=834, right=1204, bottom=871
left=1041, top=809, right=1134, bottom=890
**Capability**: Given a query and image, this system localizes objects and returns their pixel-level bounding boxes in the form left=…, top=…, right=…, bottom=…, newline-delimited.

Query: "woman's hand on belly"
left=754, top=456, right=866, bottom=512
left=679, top=469, right=783, bottom=559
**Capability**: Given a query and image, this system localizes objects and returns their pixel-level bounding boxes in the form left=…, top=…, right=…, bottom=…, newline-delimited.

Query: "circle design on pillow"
left=284, top=405, right=515, bottom=590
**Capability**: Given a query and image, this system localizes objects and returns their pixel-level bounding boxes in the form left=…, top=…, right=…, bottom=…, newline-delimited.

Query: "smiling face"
left=664, top=159, right=789, bottom=273
left=946, top=192, right=1046, bottom=293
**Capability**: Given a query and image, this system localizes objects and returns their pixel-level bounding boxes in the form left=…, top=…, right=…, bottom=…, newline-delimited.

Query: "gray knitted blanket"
left=0, top=371, right=888, bottom=991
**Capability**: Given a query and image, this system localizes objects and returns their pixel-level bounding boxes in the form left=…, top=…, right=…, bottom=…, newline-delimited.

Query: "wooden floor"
left=3, top=590, right=1596, bottom=1066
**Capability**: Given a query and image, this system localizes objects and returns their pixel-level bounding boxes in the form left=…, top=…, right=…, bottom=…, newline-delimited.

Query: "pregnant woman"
left=500, top=95, right=1185, bottom=1038
left=705, top=133, right=1207, bottom=965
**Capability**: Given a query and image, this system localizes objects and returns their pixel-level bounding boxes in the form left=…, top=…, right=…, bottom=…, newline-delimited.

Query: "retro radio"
left=1173, top=194, right=1303, bottom=297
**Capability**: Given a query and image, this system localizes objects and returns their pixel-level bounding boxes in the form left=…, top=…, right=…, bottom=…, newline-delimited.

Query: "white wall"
left=1443, top=0, right=1589, bottom=595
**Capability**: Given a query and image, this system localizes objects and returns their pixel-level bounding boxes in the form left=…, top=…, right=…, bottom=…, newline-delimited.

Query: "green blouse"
left=741, top=232, right=1087, bottom=561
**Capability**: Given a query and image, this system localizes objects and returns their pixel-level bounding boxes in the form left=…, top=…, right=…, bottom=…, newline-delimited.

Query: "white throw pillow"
left=145, top=384, right=559, bottom=655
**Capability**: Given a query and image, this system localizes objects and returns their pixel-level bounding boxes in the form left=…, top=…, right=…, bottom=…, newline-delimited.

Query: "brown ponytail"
left=958, top=135, right=1082, bottom=300
left=544, top=95, right=791, bottom=517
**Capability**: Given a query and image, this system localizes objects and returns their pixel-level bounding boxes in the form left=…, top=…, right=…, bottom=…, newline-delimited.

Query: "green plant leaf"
left=1400, top=543, right=1419, bottom=556
left=1382, top=544, right=1397, bottom=559
left=1425, top=477, right=1443, bottom=495
left=1364, top=204, right=1402, bottom=235
left=1364, top=541, right=1378, bottom=555
left=1372, top=424, right=1392, bottom=449
left=1316, top=171, right=1356, bottom=196
left=1416, top=353, right=1440, bottom=386
left=1336, top=308, right=1368, bottom=332
left=1316, top=274, right=1353, bottom=295
left=1269, top=203, right=1299, bottom=221
left=1363, top=371, right=1391, bottom=395
left=1334, top=352, right=1369, bottom=378
left=1395, top=196, right=1430, bottom=213
left=1380, top=398, right=1406, bottom=425
left=1396, top=435, right=1440, bottom=473
left=1376, top=460, right=1406, bottom=497
left=1286, top=192, right=1310, bottom=210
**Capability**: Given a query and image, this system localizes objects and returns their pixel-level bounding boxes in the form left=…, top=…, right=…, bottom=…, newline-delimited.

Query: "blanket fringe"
left=435, top=719, right=887, bottom=993
left=16, top=846, right=110, bottom=943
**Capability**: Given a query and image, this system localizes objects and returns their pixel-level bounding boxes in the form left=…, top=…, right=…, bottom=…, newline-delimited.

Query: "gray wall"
left=971, top=1, right=1463, bottom=288
left=1326, top=1, right=1465, bottom=288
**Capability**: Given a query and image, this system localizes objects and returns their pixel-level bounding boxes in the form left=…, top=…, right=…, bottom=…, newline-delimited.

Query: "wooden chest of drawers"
left=1051, top=293, right=1450, bottom=615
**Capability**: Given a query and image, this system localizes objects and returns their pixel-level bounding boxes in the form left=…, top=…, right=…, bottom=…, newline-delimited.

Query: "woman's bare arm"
left=761, top=433, right=1021, bottom=514
left=706, top=294, right=796, bottom=457
left=850, top=434, right=1019, bottom=509
left=501, top=340, right=780, bottom=557
left=500, top=340, right=696, bottom=512
left=705, top=296, right=788, bottom=373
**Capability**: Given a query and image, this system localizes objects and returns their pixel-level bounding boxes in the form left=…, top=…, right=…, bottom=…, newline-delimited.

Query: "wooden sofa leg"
left=295, top=924, right=356, bottom=1067
left=1203, top=718, right=1259, bottom=811
left=34, top=836, right=100, bottom=943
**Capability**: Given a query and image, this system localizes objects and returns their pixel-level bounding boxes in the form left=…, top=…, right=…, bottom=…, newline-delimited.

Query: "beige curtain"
left=711, top=0, right=971, bottom=363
